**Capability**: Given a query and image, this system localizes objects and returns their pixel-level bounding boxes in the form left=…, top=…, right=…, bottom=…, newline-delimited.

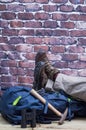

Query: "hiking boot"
left=34, top=50, right=48, bottom=90
left=35, top=50, right=60, bottom=81
left=34, top=61, right=48, bottom=90
left=34, top=50, right=60, bottom=90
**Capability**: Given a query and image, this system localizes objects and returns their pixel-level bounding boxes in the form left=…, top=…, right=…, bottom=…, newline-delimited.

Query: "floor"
left=0, top=114, right=86, bottom=130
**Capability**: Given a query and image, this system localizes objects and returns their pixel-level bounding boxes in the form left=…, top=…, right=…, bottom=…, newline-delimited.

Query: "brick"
left=60, top=37, right=77, bottom=45
left=62, top=54, right=78, bottom=61
left=60, top=5, right=74, bottom=12
left=18, top=29, right=34, bottom=36
left=1, top=60, right=17, bottom=67
left=16, top=45, right=33, bottom=52
left=54, top=61, right=68, bottom=68
left=61, top=70, right=78, bottom=76
left=70, top=14, right=86, bottom=21
left=78, top=55, right=86, bottom=61
left=47, top=54, right=61, bottom=61
left=53, top=30, right=69, bottom=36
left=1, top=83, right=15, bottom=89
left=35, top=0, right=48, bottom=3
left=8, top=37, right=24, bottom=44
left=69, top=0, right=84, bottom=4
left=68, top=46, right=84, bottom=53
left=0, top=52, right=5, bottom=59
left=0, top=37, right=8, bottom=43
left=43, top=5, right=57, bottom=12
left=19, top=61, right=35, bottom=68
left=1, top=82, right=16, bottom=89
left=51, top=46, right=65, bottom=53
left=0, top=61, right=1, bottom=67
left=70, top=30, right=86, bottom=37
left=7, top=52, right=21, bottom=60
left=25, top=4, right=41, bottom=11
left=1, top=12, right=16, bottom=20
left=24, top=21, right=42, bottom=28
left=10, top=21, right=24, bottom=28
left=44, top=21, right=58, bottom=28
left=61, top=22, right=75, bottom=29
left=0, top=67, right=9, bottom=74
left=75, top=22, right=86, bottom=29
left=2, top=29, right=17, bottom=36
left=0, top=31, right=1, bottom=35
left=34, top=46, right=49, bottom=52
left=78, top=38, right=86, bottom=45
left=18, top=13, right=34, bottom=20
left=51, top=0, right=68, bottom=3
left=68, top=62, right=86, bottom=69
left=24, top=53, right=35, bottom=60
left=7, top=4, right=24, bottom=12
left=52, top=13, right=69, bottom=21
left=70, top=14, right=79, bottom=21
left=19, top=0, right=34, bottom=2
left=0, top=76, right=1, bottom=86
left=9, top=67, right=26, bottom=75
left=26, top=37, right=42, bottom=44
left=43, top=37, right=60, bottom=45
left=35, top=29, right=52, bottom=36
left=0, top=21, right=9, bottom=28
left=76, top=5, right=86, bottom=13
left=25, top=69, right=34, bottom=76
left=35, top=13, right=49, bottom=20
left=0, top=45, right=15, bottom=51
left=18, top=76, right=33, bottom=84
left=0, top=4, right=6, bottom=11
left=1, top=76, right=17, bottom=83
left=0, top=0, right=14, bottom=2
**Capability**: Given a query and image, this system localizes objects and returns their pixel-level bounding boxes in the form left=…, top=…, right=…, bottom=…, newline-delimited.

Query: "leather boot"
left=34, top=50, right=48, bottom=90
left=35, top=50, right=60, bottom=81
left=34, top=50, right=60, bottom=90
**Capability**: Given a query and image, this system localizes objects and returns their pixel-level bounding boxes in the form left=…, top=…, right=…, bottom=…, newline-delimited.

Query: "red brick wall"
left=0, top=0, right=86, bottom=89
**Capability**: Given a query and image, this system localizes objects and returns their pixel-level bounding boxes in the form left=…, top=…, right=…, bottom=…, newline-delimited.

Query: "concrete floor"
left=0, top=114, right=86, bottom=130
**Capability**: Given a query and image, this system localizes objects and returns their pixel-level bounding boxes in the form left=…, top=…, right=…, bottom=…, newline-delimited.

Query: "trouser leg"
left=54, top=73, right=86, bottom=102
left=45, top=73, right=86, bottom=101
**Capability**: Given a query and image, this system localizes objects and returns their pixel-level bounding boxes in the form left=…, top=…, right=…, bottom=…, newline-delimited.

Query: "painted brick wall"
left=0, top=0, right=86, bottom=89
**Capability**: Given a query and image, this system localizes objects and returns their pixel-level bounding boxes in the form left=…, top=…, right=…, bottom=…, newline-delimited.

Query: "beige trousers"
left=45, top=73, right=86, bottom=102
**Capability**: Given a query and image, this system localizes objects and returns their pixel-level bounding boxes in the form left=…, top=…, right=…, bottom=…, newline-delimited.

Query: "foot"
left=34, top=50, right=60, bottom=90
left=34, top=50, right=48, bottom=90
left=34, top=61, right=48, bottom=90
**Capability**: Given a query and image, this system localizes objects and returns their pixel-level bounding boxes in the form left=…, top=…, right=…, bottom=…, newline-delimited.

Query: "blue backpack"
left=0, top=86, right=86, bottom=124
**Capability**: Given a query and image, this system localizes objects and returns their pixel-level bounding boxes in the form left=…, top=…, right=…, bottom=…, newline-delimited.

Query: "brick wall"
left=0, top=0, right=86, bottom=89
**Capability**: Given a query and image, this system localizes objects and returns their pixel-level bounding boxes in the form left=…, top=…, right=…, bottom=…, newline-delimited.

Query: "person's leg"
left=45, top=79, right=55, bottom=91
left=53, top=73, right=86, bottom=102
left=34, top=51, right=86, bottom=102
